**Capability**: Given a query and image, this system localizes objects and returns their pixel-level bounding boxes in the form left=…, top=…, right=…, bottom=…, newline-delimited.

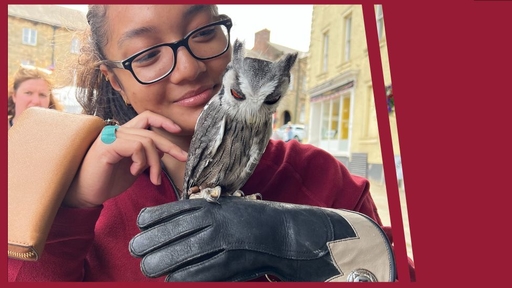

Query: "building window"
left=22, top=28, right=37, bottom=46
left=376, top=5, right=384, bottom=40
left=344, top=15, right=352, bottom=62
left=319, top=97, right=350, bottom=141
left=310, top=92, right=352, bottom=153
left=322, top=32, right=329, bottom=73
left=21, top=59, right=35, bottom=66
left=289, top=73, right=294, bottom=91
left=71, top=37, right=80, bottom=54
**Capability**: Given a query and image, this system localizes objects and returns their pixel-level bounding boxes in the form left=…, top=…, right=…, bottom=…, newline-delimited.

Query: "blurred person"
left=285, top=122, right=293, bottom=142
left=7, top=65, right=63, bottom=128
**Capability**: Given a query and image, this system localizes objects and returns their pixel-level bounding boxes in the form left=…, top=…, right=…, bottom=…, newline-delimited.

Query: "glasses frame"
left=103, top=16, right=233, bottom=85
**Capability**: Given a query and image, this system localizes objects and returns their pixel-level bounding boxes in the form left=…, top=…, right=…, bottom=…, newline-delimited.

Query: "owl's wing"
left=183, top=99, right=226, bottom=193
left=235, top=122, right=272, bottom=189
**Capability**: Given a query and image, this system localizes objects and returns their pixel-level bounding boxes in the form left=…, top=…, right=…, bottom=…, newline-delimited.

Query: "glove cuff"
left=322, top=208, right=396, bottom=282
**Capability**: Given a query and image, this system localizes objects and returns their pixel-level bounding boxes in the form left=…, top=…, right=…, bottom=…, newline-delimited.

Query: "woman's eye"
left=133, top=48, right=161, bottom=66
left=192, top=27, right=216, bottom=41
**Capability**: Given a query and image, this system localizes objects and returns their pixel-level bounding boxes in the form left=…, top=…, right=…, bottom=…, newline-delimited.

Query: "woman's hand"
left=63, top=111, right=188, bottom=208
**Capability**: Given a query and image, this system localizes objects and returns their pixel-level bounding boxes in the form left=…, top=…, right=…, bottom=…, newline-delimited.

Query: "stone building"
left=247, top=29, right=309, bottom=129
left=7, top=5, right=88, bottom=87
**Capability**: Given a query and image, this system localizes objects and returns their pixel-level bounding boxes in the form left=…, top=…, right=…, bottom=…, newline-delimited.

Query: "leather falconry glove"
left=129, top=196, right=396, bottom=282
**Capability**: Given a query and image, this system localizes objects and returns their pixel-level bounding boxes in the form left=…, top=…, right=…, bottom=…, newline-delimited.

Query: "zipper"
left=8, top=250, right=36, bottom=260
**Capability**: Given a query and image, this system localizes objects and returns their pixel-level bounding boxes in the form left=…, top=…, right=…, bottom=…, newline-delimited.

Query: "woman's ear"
left=99, top=64, right=131, bottom=105
left=99, top=64, right=122, bottom=92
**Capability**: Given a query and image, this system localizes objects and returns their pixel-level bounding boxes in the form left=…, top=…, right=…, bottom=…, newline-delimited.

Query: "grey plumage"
left=182, top=39, right=298, bottom=202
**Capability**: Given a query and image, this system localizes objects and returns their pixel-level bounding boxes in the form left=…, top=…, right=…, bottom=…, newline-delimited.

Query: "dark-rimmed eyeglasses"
left=102, top=16, right=232, bottom=85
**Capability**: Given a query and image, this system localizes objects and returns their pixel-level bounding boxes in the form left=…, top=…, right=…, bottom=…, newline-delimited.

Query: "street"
left=369, top=180, right=414, bottom=260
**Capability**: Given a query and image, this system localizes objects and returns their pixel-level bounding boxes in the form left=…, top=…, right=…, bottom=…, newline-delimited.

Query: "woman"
left=8, top=5, right=414, bottom=282
left=7, top=65, right=63, bottom=128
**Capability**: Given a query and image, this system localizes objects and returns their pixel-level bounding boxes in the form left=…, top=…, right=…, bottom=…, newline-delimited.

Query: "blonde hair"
left=7, top=66, right=64, bottom=118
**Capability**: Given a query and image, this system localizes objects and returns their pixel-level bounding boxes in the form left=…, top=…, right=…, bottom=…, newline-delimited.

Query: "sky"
left=59, top=5, right=313, bottom=52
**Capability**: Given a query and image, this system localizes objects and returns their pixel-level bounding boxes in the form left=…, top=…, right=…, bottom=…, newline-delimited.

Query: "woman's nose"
left=169, top=47, right=206, bottom=83
left=31, top=96, right=42, bottom=105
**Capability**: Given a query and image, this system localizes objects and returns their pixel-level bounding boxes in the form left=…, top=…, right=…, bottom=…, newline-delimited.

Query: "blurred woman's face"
left=12, top=78, right=51, bottom=117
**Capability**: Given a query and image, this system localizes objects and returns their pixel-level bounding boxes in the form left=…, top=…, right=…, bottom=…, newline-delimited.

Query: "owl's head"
left=220, top=39, right=298, bottom=119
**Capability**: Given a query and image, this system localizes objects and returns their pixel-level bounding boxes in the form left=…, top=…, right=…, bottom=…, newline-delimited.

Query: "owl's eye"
left=264, top=97, right=280, bottom=105
left=264, top=92, right=281, bottom=105
left=230, top=89, right=245, bottom=101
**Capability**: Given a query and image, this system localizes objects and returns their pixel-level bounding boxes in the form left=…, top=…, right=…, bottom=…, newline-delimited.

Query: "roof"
left=245, top=43, right=307, bottom=61
left=249, top=42, right=308, bottom=61
left=269, top=42, right=307, bottom=58
left=8, top=5, right=88, bottom=31
left=245, top=49, right=273, bottom=61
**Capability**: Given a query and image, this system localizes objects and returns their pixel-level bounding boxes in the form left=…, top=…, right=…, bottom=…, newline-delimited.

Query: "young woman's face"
left=101, top=5, right=232, bottom=135
left=12, top=78, right=51, bottom=117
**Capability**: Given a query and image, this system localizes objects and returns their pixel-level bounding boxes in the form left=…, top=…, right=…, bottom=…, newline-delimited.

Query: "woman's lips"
left=174, top=87, right=214, bottom=107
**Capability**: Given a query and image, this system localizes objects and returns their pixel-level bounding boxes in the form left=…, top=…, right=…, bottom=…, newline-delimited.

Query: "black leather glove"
left=129, top=197, right=396, bottom=282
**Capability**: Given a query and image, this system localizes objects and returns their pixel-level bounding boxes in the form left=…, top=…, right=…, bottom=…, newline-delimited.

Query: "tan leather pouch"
left=8, top=107, right=105, bottom=261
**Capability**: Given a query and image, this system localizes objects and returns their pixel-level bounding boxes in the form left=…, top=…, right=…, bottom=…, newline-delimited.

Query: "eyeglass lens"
left=131, top=23, right=229, bottom=83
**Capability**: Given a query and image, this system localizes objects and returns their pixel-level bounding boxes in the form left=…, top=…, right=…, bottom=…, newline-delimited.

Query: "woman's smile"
left=173, top=85, right=216, bottom=107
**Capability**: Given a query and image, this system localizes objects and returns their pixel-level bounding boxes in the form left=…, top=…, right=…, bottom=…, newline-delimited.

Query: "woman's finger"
left=115, top=132, right=163, bottom=185
left=116, top=126, right=188, bottom=162
left=123, top=110, right=182, bottom=134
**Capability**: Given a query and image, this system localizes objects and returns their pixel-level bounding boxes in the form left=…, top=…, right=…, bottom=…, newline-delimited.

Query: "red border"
left=5, top=0, right=512, bottom=287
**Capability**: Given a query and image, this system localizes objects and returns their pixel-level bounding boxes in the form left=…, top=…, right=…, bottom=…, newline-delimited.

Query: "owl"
left=182, top=39, right=298, bottom=203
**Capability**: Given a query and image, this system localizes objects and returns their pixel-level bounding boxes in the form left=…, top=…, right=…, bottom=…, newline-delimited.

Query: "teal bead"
left=100, top=125, right=119, bottom=144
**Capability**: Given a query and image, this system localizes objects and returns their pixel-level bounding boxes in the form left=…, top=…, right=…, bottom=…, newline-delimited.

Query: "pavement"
left=369, top=180, right=414, bottom=260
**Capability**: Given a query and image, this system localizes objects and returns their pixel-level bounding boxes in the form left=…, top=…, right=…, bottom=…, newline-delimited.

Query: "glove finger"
left=139, top=229, right=222, bottom=278
left=164, top=249, right=279, bottom=282
left=136, top=198, right=207, bottom=229
left=129, top=207, right=211, bottom=256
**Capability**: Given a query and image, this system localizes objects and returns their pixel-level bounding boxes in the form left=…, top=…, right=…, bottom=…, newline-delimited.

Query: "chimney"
left=253, top=29, right=270, bottom=52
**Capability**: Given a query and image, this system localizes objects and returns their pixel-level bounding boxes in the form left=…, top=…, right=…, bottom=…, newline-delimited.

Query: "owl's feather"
left=183, top=39, right=298, bottom=201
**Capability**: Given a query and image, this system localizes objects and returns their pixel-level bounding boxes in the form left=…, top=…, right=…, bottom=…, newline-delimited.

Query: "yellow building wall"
left=307, top=4, right=396, bottom=167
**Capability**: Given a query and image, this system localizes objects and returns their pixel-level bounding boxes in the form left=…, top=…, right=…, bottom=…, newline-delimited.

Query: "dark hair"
left=72, top=5, right=136, bottom=124
left=74, top=5, right=219, bottom=125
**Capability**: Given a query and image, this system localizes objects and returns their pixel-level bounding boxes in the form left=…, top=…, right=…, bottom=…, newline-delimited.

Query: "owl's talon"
left=198, top=186, right=222, bottom=204
left=245, top=193, right=262, bottom=200
left=232, top=190, right=245, bottom=197
left=209, top=186, right=221, bottom=199
left=188, top=192, right=202, bottom=200
left=187, top=186, right=200, bottom=196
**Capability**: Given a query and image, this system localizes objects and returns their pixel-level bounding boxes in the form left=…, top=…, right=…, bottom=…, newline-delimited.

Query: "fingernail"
left=180, top=150, right=188, bottom=161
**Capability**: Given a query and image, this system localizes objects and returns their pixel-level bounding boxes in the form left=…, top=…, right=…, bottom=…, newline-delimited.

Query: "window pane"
left=341, top=96, right=350, bottom=139
left=376, top=5, right=384, bottom=40
left=22, top=28, right=37, bottom=45
left=344, top=16, right=352, bottom=61
left=331, top=98, right=340, bottom=139
left=322, top=33, right=329, bottom=72
left=71, top=38, right=80, bottom=54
